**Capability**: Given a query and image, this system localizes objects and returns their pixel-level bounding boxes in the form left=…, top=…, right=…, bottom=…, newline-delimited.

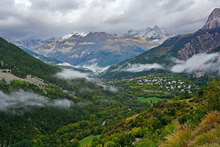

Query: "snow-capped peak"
left=124, top=26, right=170, bottom=41
left=61, top=32, right=89, bottom=40
left=73, top=32, right=89, bottom=37
left=61, top=34, right=74, bottom=40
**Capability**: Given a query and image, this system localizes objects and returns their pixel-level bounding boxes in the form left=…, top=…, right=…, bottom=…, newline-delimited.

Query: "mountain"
left=21, top=47, right=61, bottom=64
left=0, top=37, right=60, bottom=79
left=5, top=37, right=61, bottom=64
left=202, top=8, right=220, bottom=30
left=101, top=8, right=220, bottom=79
left=35, top=31, right=164, bottom=67
left=124, top=26, right=170, bottom=41
left=8, top=38, right=56, bottom=51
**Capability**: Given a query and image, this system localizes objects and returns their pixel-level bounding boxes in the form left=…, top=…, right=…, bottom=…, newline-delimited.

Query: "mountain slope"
left=202, top=8, right=220, bottom=30
left=101, top=8, right=220, bottom=79
left=22, top=47, right=61, bottom=63
left=35, top=31, right=163, bottom=67
left=0, top=37, right=60, bottom=79
left=8, top=38, right=56, bottom=51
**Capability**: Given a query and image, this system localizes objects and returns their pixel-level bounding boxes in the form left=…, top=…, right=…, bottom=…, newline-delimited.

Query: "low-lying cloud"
left=0, top=90, right=73, bottom=111
left=55, top=68, right=118, bottom=92
left=171, top=53, right=220, bottom=74
left=123, top=63, right=164, bottom=72
left=80, top=65, right=110, bottom=74
left=57, top=62, right=110, bottom=74
left=55, top=69, right=91, bottom=80
left=102, top=85, right=118, bottom=93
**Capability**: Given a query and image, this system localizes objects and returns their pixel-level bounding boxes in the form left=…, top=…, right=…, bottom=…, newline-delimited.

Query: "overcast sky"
left=0, top=0, right=219, bottom=39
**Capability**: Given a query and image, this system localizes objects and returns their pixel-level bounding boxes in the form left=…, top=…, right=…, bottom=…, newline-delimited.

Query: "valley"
left=0, top=2, right=220, bottom=147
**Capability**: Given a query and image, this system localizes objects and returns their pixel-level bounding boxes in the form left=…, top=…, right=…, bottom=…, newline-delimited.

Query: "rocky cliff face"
left=177, top=8, right=220, bottom=59
left=177, top=28, right=220, bottom=60
left=202, top=8, right=220, bottom=30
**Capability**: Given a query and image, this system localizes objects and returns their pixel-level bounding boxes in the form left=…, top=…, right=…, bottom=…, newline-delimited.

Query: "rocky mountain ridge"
left=7, top=38, right=56, bottom=51
left=124, top=26, right=170, bottom=41
left=35, top=30, right=166, bottom=67
left=202, top=8, right=220, bottom=30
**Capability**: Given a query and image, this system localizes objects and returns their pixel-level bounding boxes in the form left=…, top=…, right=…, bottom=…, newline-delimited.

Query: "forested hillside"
left=0, top=37, right=60, bottom=79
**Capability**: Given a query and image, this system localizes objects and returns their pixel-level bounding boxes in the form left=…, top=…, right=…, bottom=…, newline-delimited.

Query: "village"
left=134, top=76, right=196, bottom=93
left=108, top=74, right=199, bottom=95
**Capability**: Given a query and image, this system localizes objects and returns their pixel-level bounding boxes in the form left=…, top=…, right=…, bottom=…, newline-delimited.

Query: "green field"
left=79, top=135, right=101, bottom=147
left=143, top=89, right=160, bottom=93
left=143, top=89, right=170, bottom=95
left=137, top=97, right=161, bottom=103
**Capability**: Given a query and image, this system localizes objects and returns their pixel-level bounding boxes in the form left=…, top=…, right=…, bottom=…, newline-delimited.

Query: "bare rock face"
left=176, top=8, right=220, bottom=60
left=177, top=30, right=220, bottom=60
left=202, top=8, right=220, bottom=30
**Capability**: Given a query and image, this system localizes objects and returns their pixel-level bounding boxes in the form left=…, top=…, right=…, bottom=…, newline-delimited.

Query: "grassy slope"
left=137, top=97, right=161, bottom=103
left=79, top=135, right=101, bottom=147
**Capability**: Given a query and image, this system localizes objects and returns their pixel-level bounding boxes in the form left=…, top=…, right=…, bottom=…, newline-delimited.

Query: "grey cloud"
left=122, top=63, right=164, bottom=72
left=30, top=0, right=81, bottom=11
left=55, top=64, right=118, bottom=92
left=159, top=0, right=193, bottom=13
left=171, top=53, right=220, bottom=74
left=0, top=90, right=73, bottom=111
left=55, top=69, right=91, bottom=80
left=0, top=0, right=220, bottom=39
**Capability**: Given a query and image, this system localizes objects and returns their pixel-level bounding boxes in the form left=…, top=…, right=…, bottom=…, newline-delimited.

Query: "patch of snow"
left=61, top=32, right=89, bottom=40
left=79, top=42, right=96, bottom=45
left=61, top=34, right=74, bottom=40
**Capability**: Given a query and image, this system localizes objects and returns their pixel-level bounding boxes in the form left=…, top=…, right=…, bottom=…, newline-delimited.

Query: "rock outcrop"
left=202, top=8, right=220, bottom=30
